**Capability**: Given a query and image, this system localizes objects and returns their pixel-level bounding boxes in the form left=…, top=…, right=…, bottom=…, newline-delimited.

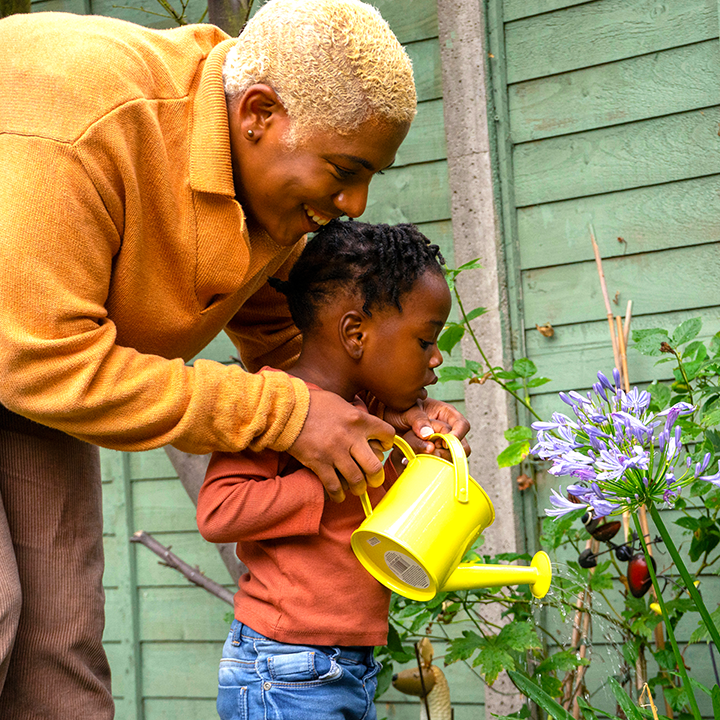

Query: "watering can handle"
left=359, top=433, right=469, bottom=516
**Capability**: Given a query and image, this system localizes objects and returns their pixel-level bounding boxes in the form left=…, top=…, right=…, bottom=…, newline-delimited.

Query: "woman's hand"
left=287, top=387, right=393, bottom=503
left=383, top=397, right=471, bottom=460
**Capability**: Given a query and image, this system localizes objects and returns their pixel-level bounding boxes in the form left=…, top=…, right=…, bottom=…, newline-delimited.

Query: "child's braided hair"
left=269, top=220, right=446, bottom=332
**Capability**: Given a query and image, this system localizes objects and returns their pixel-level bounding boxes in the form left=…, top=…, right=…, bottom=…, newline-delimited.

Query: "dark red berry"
left=627, top=554, right=656, bottom=598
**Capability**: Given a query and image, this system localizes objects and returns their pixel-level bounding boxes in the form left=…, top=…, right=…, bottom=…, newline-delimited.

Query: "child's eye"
left=419, top=339, right=434, bottom=350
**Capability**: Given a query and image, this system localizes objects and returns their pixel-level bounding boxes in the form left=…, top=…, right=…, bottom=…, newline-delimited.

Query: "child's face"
left=359, top=270, right=452, bottom=412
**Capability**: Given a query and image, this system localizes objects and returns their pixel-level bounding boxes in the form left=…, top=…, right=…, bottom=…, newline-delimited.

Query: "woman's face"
left=228, top=89, right=410, bottom=246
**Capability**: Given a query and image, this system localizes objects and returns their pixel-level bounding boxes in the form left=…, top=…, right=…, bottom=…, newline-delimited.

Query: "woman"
left=0, top=1, right=469, bottom=717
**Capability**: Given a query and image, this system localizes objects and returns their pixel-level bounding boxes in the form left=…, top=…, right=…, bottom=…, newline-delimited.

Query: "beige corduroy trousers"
left=0, top=405, right=113, bottom=719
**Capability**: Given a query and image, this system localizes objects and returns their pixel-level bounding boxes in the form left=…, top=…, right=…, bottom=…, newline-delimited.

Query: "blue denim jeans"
left=217, top=620, right=381, bottom=720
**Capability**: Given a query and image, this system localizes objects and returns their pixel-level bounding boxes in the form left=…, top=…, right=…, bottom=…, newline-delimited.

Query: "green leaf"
left=576, top=697, right=600, bottom=720
left=711, top=684, right=720, bottom=720
left=445, top=630, right=484, bottom=664
left=504, top=425, right=533, bottom=443
left=535, top=649, right=588, bottom=675
left=527, top=377, right=552, bottom=388
left=438, top=365, right=475, bottom=382
left=609, top=677, right=643, bottom=720
left=672, top=317, right=702, bottom=347
left=513, top=358, right=538, bottom=378
left=465, top=307, right=488, bottom=321
left=702, top=406, right=720, bottom=428
left=497, top=440, right=530, bottom=468
left=632, top=329, right=670, bottom=356
left=456, top=258, right=483, bottom=272
left=497, top=621, right=541, bottom=652
left=507, top=671, right=575, bottom=720
left=438, top=323, right=465, bottom=354
left=495, top=369, right=518, bottom=380
left=675, top=516, right=702, bottom=530
left=647, top=382, right=672, bottom=411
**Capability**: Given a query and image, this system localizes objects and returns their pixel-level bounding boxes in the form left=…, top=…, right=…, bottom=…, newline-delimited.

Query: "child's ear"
left=339, top=310, right=367, bottom=360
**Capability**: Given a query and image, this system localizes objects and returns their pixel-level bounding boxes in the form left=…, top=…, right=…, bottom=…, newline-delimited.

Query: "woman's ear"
left=231, top=84, right=288, bottom=141
left=339, top=311, right=367, bottom=360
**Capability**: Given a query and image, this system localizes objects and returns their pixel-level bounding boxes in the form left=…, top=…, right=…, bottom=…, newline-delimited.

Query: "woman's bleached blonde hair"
left=223, top=0, right=417, bottom=144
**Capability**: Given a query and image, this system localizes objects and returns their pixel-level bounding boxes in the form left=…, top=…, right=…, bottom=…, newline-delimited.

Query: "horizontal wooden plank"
left=375, top=0, right=439, bottom=45
left=362, top=160, right=451, bottom=226
left=103, top=588, right=128, bottom=643
left=517, top=175, right=720, bottom=270
left=513, top=107, right=720, bottom=206
left=31, top=0, right=87, bottom=13
left=396, top=99, right=447, bottom=167
left=142, top=641, right=222, bottom=697
left=509, top=40, right=720, bottom=142
left=406, top=38, right=443, bottom=103
left=135, top=531, right=236, bottom=586
left=523, top=308, right=720, bottom=396
left=521, top=244, right=720, bottom=328
left=133, top=478, right=198, bottom=532
left=127, top=448, right=176, bottom=481
left=102, top=536, right=123, bottom=587
left=503, top=0, right=593, bottom=22
left=505, top=0, right=719, bottom=84
left=90, top=0, right=207, bottom=28
left=104, top=641, right=131, bottom=699
left=138, top=587, right=232, bottom=641
left=144, top=699, right=219, bottom=720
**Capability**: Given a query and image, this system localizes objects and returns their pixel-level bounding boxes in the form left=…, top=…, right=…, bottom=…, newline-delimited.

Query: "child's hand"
left=384, top=398, right=471, bottom=458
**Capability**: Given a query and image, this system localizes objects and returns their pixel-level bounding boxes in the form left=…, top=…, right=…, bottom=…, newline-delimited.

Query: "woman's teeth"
left=303, top=204, right=330, bottom=226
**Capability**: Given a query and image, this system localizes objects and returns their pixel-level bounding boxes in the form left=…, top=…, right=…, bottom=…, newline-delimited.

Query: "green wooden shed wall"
left=482, top=0, right=720, bottom=713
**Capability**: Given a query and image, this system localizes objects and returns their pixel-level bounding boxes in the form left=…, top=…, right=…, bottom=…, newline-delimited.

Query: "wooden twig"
left=130, top=530, right=235, bottom=606
left=623, top=300, right=633, bottom=349
left=590, top=225, right=622, bottom=377
left=615, top=315, right=630, bottom=393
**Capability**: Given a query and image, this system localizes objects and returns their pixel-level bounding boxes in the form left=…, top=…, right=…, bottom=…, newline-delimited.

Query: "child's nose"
left=429, top=345, right=443, bottom=368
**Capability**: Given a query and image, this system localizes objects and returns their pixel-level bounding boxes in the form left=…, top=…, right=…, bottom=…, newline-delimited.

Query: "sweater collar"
left=190, top=37, right=237, bottom=196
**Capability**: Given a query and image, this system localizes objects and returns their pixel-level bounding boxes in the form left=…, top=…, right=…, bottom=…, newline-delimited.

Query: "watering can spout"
left=441, top=551, right=552, bottom=599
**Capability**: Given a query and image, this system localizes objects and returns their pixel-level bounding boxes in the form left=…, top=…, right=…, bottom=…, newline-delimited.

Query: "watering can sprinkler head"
left=351, top=433, right=553, bottom=601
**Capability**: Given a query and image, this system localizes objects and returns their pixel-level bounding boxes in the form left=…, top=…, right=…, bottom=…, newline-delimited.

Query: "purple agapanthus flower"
left=535, top=369, right=709, bottom=519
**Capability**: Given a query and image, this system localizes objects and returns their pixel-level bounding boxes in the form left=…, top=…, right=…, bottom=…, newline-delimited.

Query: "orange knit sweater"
left=0, top=13, right=309, bottom=454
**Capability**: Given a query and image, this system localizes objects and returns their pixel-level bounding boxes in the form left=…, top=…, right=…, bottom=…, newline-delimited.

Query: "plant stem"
left=631, top=513, right=702, bottom=720
left=452, top=285, right=542, bottom=421
left=648, top=503, right=720, bottom=650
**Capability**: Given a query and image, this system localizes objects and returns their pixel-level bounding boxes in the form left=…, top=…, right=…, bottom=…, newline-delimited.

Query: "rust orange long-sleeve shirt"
left=197, top=389, right=397, bottom=647
left=0, top=13, right=309, bottom=454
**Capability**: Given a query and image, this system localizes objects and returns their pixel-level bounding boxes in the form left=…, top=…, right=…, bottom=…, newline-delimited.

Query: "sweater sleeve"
left=224, top=241, right=305, bottom=373
left=197, top=450, right=326, bottom=542
left=0, top=135, right=309, bottom=455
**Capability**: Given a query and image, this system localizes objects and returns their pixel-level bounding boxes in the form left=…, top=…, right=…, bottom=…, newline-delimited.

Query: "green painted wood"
left=143, top=699, right=218, bottom=719
left=31, top=0, right=85, bottom=12
left=523, top=308, right=720, bottom=394
left=375, top=0, right=438, bottom=44
left=141, top=642, right=224, bottom=697
left=509, top=39, right=720, bottom=142
left=503, top=0, right=593, bottom=23
left=132, top=479, right=199, bottom=533
left=127, top=448, right=176, bottom=480
left=395, top=98, right=447, bottom=167
left=361, top=160, right=451, bottom=226
left=513, top=107, right=720, bottom=206
left=90, top=0, right=208, bottom=28
left=406, top=38, right=443, bottom=103
left=134, top=531, right=235, bottom=586
left=505, top=0, right=719, bottom=84
left=517, top=174, right=720, bottom=270
left=521, top=244, right=720, bottom=328
left=138, top=587, right=231, bottom=641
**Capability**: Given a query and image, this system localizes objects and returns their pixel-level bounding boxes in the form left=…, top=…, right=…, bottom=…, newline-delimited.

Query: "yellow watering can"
left=351, top=433, right=552, bottom=602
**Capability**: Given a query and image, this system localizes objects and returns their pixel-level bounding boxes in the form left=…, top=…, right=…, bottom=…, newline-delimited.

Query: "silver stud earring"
left=247, top=129, right=254, bottom=138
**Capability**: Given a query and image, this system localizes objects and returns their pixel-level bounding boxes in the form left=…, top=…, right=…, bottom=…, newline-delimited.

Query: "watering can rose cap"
left=351, top=433, right=552, bottom=601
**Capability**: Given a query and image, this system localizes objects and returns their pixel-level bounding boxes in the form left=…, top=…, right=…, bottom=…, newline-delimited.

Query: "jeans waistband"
left=232, top=620, right=374, bottom=663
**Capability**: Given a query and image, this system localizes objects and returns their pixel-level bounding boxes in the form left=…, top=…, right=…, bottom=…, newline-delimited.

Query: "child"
left=196, top=220, right=453, bottom=720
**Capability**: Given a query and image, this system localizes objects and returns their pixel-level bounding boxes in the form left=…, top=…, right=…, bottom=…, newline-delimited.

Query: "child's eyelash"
left=419, top=339, right=433, bottom=350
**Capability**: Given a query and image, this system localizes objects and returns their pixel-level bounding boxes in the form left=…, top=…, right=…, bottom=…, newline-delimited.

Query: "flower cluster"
left=534, top=370, right=720, bottom=519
